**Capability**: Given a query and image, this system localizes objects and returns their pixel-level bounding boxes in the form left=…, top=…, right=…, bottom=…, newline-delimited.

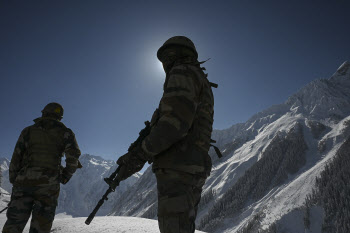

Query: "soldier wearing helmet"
left=2, top=102, right=81, bottom=233
left=117, top=36, right=216, bottom=233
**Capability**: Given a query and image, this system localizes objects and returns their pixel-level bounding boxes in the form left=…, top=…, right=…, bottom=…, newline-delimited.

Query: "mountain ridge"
left=106, top=61, right=350, bottom=233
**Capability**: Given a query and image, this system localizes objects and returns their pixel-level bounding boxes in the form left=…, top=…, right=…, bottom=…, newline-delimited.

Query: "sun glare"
left=157, top=60, right=164, bottom=74
left=148, top=56, right=164, bottom=80
left=140, top=41, right=165, bottom=80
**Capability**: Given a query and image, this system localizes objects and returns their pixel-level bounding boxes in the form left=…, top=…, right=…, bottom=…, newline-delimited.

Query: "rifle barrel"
left=85, top=187, right=113, bottom=225
left=0, top=207, right=8, bottom=214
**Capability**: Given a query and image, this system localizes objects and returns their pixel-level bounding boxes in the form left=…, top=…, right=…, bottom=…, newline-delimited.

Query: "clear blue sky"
left=1, top=0, right=349, bottom=160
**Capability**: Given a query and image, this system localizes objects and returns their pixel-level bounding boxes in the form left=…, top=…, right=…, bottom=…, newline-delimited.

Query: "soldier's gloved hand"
left=116, top=151, right=147, bottom=181
left=60, top=168, right=72, bottom=185
left=60, top=175, right=70, bottom=185
left=9, top=175, right=16, bottom=184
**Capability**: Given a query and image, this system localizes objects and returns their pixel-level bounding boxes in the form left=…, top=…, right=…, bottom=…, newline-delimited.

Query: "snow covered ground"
left=48, top=216, right=206, bottom=233
left=1, top=213, right=207, bottom=233
left=1, top=189, right=206, bottom=233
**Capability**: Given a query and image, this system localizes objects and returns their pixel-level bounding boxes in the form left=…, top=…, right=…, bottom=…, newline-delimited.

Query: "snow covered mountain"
left=57, top=154, right=141, bottom=217
left=0, top=154, right=140, bottom=217
left=0, top=187, right=10, bottom=206
left=0, top=187, right=11, bottom=226
left=0, top=158, right=11, bottom=193
left=109, top=164, right=157, bottom=219
left=0, top=158, right=9, bottom=172
left=108, top=61, right=350, bottom=233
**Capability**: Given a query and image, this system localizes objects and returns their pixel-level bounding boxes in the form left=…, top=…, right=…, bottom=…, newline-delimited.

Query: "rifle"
left=85, top=121, right=151, bottom=225
left=85, top=166, right=122, bottom=225
left=0, top=206, right=8, bottom=214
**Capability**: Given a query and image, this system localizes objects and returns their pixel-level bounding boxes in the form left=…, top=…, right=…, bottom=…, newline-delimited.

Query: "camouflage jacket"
left=9, top=117, right=81, bottom=186
left=142, top=60, right=214, bottom=177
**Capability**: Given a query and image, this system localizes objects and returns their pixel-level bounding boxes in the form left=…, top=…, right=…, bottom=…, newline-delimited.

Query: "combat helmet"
left=157, top=36, right=198, bottom=61
left=41, top=102, right=64, bottom=120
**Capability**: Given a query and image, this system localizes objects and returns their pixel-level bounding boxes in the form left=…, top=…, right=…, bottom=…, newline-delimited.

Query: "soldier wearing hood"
left=2, top=103, right=81, bottom=233
left=117, top=36, right=216, bottom=233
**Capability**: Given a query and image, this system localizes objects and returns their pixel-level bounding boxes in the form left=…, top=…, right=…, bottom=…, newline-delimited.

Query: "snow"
left=0, top=211, right=206, bottom=233
left=1, top=186, right=206, bottom=233
left=51, top=216, right=160, bottom=233
left=0, top=159, right=11, bottom=194
left=0, top=158, right=9, bottom=171
left=0, top=188, right=11, bottom=229
left=214, top=115, right=348, bottom=233
left=48, top=216, right=206, bottom=233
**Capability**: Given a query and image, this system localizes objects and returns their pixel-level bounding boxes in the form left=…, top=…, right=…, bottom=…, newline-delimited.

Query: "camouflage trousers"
left=2, top=184, right=60, bottom=233
left=155, top=169, right=206, bottom=233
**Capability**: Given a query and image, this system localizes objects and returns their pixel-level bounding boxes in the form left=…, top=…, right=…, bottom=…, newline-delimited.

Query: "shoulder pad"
left=57, top=120, right=68, bottom=128
left=66, top=127, right=75, bottom=136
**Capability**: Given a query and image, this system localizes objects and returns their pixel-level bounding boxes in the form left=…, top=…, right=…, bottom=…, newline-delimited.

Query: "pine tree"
left=199, top=123, right=308, bottom=231
left=304, top=135, right=350, bottom=232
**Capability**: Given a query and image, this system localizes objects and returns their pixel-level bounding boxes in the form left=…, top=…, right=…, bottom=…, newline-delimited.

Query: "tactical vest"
left=26, top=123, right=64, bottom=170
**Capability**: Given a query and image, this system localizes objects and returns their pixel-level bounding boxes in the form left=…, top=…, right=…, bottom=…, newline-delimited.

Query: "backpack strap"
left=209, top=82, right=218, bottom=88
left=210, top=139, right=222, bottom=158
left=203, top=73, right=221, bottom=158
